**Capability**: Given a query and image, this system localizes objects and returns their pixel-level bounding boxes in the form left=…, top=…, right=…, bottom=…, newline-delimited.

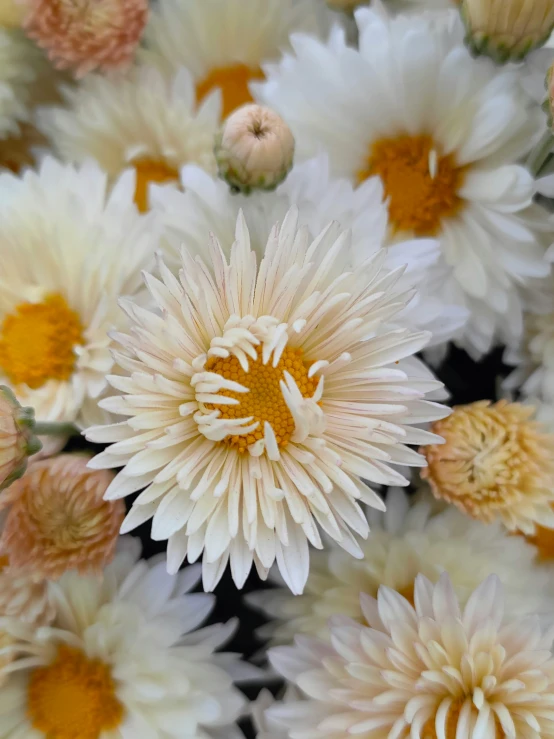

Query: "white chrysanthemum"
left=252, top=688, right=300, bottom=739
left=0, top=157, right=158, bottom=453
left=140, top=0, right=331, bottom=120
left=247, top=487, right=554, bottom=644
left=257, top=10, right=552, bottom=359
left=268, top=573, right=554, bottom=739
left=152, top=158, right=468, bottom=348
left=37, top=65, right=219, bottom=213
left=86, top=208, right=447, bottom=594
left=0, top=538, right=254, bottom=739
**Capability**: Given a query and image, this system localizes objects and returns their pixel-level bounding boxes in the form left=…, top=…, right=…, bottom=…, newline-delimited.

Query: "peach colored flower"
left=0, top=454, right=124, bottom=579
left=0, top=556, right=53, bottom=625
left=422, top=400, right=554, bottom=535
left=22, top=0, right=148, bottom=77
left=0, top=385, right=40, bottom=493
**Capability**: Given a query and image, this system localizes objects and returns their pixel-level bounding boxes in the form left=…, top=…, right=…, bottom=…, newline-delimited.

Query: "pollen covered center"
left=132, top=157, right=180, bottom=213
left=196, top=63, right=266, bottom=119
left=358, top=134, right=465, bottom=236
left=27, top=645, right=124, bottom=739
left=0, top=293, right=84, bottom=389
left=205, top=346, right=318, bottom=452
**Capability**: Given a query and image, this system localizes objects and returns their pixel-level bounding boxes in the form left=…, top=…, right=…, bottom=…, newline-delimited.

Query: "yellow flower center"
left=27, top=645, right=124, bottom=739
left=0, top=294, right=84, bottom=389
left=132, top=157, right=180, bottom=213
left=205, top=346, right=318, bottom=453
left=358, top=134, right=465, bottom=236
left=196, top=63, right=266, bottom=119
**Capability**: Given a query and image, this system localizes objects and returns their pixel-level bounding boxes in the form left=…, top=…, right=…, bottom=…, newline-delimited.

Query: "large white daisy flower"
left=37, top=65, right=219, bottom=213
left=257, top=10, right=551, bottom=358
left=267, top=573, right=554, bottom=738
left=0, top=157, right=158, bottom=453
left=86, top=208, right=447, bottom=594
left=152, top=157, right=468, bottom=348
left=0, top=538, right=254, bottom=739
left=140, top=0, right=331, bottom=120
left=247, top=487, right=554, bottom=645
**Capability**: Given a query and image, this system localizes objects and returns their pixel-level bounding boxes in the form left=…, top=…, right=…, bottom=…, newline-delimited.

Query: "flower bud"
left=215, top=104, right=295, bottom=194
left=461, top=0, right=554, bottom=62
left=0, top=386, right=40, bottom=492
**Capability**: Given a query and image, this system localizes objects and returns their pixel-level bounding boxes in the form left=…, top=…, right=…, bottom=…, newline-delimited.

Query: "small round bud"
left=215, top=104, right=295, bottom=194
left=0, top=386, right=40, bottom=492
left=461, top=0, right=554, bottom=62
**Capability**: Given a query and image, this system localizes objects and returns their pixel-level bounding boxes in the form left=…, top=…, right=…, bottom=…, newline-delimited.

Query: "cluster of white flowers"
left=1, top=0, right=554, bottom=736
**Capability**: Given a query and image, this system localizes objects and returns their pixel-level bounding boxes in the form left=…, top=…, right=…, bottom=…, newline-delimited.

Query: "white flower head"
left=257, top=10, right=551, bottom=359
left=0, top=157, right=158, bottom=453
left=0, top=538, right=255, bottom=738
left=268, top=573, right=554, bottom=738
left=87, top=207, right=448, bottom=594
left=152, top=156, right=468, bottom=349
left=37, top=65, right=219, bottom=213
left=140, top=0, right=331, bottom=120
left=247, top=487, right=554, bottom=644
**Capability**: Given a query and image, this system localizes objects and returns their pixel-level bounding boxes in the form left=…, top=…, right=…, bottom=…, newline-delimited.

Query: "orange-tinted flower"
left=22, top=0, right=148, bottom=77
left=422, top=400, right=554, bottom=534
left=0, top=454, right=124, bottom=579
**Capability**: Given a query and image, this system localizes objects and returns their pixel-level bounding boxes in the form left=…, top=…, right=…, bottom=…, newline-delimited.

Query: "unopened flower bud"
left=215, top=104, right=295, bottom=194
left=461, top=0, right=554, bottom=62
left=0, top=386, right=40, bottom=492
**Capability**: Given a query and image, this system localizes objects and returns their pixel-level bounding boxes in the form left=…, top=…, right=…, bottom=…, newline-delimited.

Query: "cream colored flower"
left=268, top=573, right=554, bottom=738
left=0, top=385, right=39, bottom=492
left=87, top=208, right=447, bottom=594
left=461, top=0, right=554, bottom=61
left=0, top=454, right=124, bottom=579
left=422, top=400, right=554, bottom=534
left=247, top=488, right=554, bottom=644
left=215, top=104, right=295, bottom=193
left=0, top=540, right=255, bottom=738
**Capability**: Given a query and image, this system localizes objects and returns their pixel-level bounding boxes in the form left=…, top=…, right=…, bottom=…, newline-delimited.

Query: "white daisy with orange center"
left=140, top=0, right=331, bottom=120
left=257, top=9, right=552, bottom=359
left=87, top=208, right=448, bottom=593
left=0, top=538, right=254, bottom=738
left=0, top=157, right=158, bottom=453
left=37, top=65, right=219, bottom=213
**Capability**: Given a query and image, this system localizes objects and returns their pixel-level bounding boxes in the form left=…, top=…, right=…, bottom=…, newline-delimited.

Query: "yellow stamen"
left=132, top=157, right=179, bottom=213
left=27, top=645, right=124, bottom=739
left=0, top=294, right=84, bottom=389
left=357, top=134, right=465, bottom=236
left=196, top=63, right=266, bottom=119
left=205, top=346, right=318, bottom=453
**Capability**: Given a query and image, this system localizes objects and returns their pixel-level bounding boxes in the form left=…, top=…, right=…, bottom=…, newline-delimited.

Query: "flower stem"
left=527, top=131, right=554, bottom=177
left=34, top=421, right=78, bottom=436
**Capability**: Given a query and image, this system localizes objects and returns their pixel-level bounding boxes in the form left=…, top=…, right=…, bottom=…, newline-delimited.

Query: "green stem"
left=527, top=130, right=554, bottom=177
left=34, top=421, right=79, bottom=436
